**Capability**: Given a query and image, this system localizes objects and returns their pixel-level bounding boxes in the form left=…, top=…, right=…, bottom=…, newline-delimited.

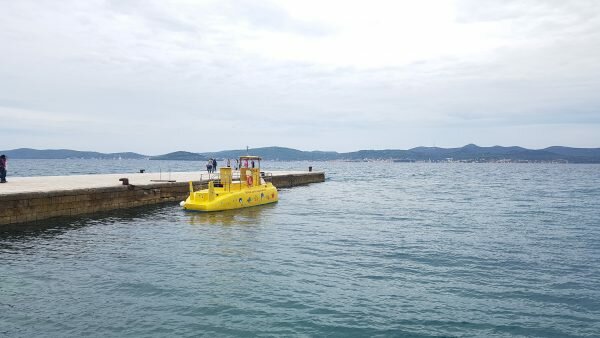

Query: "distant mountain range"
left=149, top=151, right=208, bottom=161
left=204, top=147, right=338, bottom=161
left=2, top=145, right=600, bottom=163
left=204, top=145, right=600, bottom=163
left=0, top=148, right=147, bottom=160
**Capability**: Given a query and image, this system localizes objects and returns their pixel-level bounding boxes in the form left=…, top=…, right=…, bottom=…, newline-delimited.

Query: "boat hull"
left=182, top=183, right=278, bottom=212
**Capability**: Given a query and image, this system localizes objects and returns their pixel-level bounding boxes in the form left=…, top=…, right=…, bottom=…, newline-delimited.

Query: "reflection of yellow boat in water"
left=187, top=203, right=276, bottom=226
left=181, top=156, right=279, bottom=212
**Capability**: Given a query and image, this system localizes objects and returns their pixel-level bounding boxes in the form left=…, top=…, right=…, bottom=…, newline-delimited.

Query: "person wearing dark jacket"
left=0, top=155, right=7, bottom=183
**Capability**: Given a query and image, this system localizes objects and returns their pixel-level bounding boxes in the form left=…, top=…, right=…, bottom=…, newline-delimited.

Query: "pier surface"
left=0, top=170, right=325, bottom=226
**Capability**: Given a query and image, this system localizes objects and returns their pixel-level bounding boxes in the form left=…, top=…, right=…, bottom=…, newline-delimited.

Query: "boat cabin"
left=238, top=155, right=262, bottom=187
left=239, top=155, right=261, bottom=169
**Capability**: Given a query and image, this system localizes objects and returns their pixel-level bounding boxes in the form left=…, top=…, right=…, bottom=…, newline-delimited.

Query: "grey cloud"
left=0, top=0, right=599, bottom=152
left=223, top=0, right=334, bottom=37
left=456, top=0, right=600, bottom=23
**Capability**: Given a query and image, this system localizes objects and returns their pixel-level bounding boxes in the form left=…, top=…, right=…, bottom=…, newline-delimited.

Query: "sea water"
left=1, top=160, right=599, bottom=337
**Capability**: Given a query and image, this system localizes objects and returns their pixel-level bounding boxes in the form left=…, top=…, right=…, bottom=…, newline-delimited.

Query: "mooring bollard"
left=119, top=178, right=129, bottom=185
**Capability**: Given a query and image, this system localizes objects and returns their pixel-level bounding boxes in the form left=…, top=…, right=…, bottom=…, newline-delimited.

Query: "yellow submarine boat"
left=181, top=156, right=279, bottom=212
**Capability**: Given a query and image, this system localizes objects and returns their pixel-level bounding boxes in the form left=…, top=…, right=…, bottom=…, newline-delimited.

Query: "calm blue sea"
left=1, top=160, right=600, bottom=337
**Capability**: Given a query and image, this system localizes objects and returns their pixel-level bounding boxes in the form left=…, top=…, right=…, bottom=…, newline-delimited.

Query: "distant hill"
left=149, top=151, right=208, bottom=161
left=0, top=148, right=147, bottom=159
left=204, top=146, right=339, bottom=161
left=543, top=146, right=600, bottom=160
left=2, top=145, right=600, bottom=163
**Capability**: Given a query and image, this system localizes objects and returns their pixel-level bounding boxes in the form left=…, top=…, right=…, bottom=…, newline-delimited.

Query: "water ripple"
left=1, top=163, right=600, bottom=337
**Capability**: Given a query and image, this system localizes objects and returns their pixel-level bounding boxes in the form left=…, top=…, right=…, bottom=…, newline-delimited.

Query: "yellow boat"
left=181, top=156, right=279, bottom=212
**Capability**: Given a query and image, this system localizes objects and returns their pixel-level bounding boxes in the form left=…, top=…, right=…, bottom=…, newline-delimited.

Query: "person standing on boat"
left=212, top=158, right=217, bottom=172
left=0, top=155, right=7, bottom=183
left=206, top=159, right=213, bottom=174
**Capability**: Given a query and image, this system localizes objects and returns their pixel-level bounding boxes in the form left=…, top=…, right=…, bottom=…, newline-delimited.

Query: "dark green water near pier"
left=1, top=161, right=600, bottom=337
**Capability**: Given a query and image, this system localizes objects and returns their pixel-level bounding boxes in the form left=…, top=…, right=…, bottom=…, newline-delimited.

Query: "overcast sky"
left=1, top=0, right=599, bottom=154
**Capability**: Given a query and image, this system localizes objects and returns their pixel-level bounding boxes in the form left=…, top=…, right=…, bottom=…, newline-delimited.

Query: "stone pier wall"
left=0, top=182, right=197, bottom=226
left=0, top=172, right=325, bottom=226
left=271, top=172, right=325, bottom=188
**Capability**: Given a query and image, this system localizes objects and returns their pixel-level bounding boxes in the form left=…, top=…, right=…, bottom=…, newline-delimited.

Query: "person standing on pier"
left=0, top=155, right=7, bottom=183
left=206, top=159, right=213, bottom=174
left=212, top=158, right=217, bottom=172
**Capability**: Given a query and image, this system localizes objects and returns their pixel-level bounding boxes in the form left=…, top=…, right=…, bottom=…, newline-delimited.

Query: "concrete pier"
left=0, top=170, right=325, bottom=226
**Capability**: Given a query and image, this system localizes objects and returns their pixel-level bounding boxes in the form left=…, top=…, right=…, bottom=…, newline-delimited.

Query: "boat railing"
left=197, top=170, right=273, bottom=191
left=261, top=172, right=274, bottom=183
left=199, top=172, right=220, bottom=183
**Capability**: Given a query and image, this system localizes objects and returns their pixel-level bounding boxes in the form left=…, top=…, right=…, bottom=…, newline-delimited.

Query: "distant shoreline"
left=2, top=144, right=600, bottom=163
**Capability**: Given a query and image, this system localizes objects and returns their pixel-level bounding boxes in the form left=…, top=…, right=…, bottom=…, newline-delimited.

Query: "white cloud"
left=0, top=0, right=599, bottom=153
